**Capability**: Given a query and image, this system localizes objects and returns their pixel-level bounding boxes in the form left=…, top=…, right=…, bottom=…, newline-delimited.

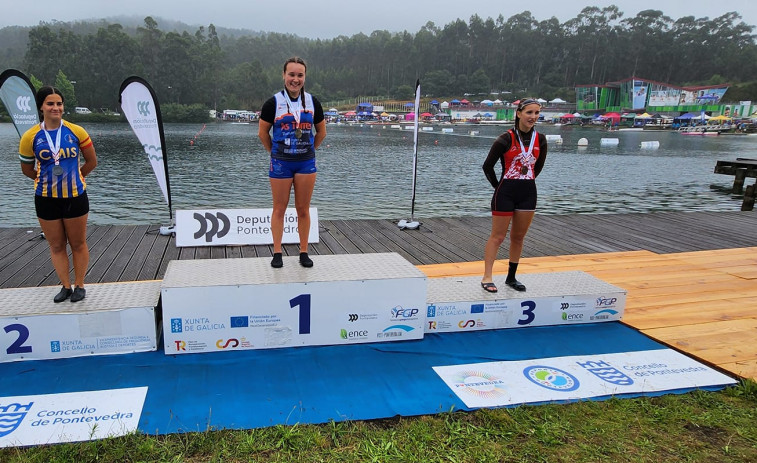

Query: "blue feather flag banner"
left=118, top=76, right=173, bottom=221
left=0, top=69, right=39, bottom=138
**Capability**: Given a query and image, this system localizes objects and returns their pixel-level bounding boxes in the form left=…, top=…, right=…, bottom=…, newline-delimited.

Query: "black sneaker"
left=54, top=286, right=72, bottom=303
left=70, top=286, right=86, bottom=302
left=299, top=252, right=313, bottom=268
left=271, top=253, right=283, bottom=268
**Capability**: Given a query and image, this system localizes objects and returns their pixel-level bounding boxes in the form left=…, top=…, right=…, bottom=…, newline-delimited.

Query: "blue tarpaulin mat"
left=0, top=322, right=728, bottom=434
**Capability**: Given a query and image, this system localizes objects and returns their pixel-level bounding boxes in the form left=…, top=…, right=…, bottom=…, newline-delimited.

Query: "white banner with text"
left=0, top=387, right=147, bottom=447
left=434, top=349, right=735, bottom=409
left=176, top=207, right=319, bottom=247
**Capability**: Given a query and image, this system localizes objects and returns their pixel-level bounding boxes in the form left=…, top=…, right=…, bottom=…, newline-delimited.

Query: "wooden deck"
left=1, top=210, right=755, bottom=380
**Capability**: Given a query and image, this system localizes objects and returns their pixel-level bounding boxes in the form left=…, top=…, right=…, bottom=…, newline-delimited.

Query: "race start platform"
left=0, top=281, right=161, bottom=362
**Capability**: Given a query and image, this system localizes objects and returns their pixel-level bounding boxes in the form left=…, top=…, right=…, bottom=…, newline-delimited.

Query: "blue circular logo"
left=523, top=365, right=580, bottom=392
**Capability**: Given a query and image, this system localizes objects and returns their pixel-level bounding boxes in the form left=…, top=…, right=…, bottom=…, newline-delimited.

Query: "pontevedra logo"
left=16, top=95, right=31, bottom=112
left=0, top=402, right=33, bottom=437
left=194, top=212, right=230, bottom=242
left=137, top=100, right=150, bottom=116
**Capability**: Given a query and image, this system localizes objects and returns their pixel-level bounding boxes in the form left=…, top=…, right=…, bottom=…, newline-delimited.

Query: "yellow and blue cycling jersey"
left=19, top=120, right=93, bottom=198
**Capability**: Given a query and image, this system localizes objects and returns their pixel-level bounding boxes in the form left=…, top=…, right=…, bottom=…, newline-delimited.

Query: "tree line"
left=6, top=6, right=757, bottom=113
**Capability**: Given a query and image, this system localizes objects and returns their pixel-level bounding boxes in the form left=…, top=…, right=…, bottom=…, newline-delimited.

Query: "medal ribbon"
left=41, top=121, right=63, bottom=166
left=514, top=129, right=536, bottom=170
left=283, top=90, right=302, bottom=131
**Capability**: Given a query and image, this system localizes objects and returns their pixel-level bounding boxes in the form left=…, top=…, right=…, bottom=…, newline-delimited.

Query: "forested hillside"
left=1, top=6, right=755, bottom=111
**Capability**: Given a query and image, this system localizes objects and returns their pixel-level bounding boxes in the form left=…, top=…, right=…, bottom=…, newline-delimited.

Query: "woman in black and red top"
left=480, top=99, right=548, bottom=293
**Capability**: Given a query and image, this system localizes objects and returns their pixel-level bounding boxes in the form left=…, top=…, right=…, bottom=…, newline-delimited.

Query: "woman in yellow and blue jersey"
left=19, top=86, right=97, bottom=303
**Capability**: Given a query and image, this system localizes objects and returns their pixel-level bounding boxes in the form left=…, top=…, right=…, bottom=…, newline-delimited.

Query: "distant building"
left=575, top=77, right=733, bottom=115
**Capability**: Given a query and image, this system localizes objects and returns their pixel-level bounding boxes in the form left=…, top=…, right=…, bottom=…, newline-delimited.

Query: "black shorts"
left=35, top=192, right=89, bottom=220
left=491, top=179, right=537, bottom=216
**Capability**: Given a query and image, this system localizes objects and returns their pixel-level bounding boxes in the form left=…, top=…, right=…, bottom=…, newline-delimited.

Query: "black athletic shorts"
left=491, top=179, right=537, bottom=216
left=35, top=191, right=89, bottom=220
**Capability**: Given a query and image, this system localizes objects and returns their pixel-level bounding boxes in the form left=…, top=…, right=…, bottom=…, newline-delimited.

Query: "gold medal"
left=295, top=128, right=302, bottom=138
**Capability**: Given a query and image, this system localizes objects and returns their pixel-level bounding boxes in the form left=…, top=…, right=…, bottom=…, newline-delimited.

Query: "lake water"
left=1, top=121, right=753, bottom=227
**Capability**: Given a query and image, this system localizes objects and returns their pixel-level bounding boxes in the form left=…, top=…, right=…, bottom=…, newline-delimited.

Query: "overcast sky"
left=2, top=0, right=755, bottom=38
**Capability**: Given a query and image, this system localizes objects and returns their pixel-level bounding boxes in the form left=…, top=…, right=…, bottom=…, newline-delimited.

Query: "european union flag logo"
left=471, top=304, right=484, bottom=314
left=230, top=316, right=249, bottom=328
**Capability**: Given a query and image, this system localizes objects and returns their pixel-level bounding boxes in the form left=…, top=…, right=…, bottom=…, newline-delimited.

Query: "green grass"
left=2, top=379, right=756, bottom=462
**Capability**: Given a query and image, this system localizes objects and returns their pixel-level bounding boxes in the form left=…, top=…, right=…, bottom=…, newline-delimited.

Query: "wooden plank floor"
left=1, top=211, right=755, bottom=288
left=418, top=247, right=757, bottom=381
left=1, top=210, right=755, bottom=380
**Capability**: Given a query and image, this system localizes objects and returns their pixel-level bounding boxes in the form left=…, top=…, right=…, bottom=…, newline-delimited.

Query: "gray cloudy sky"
left=2, top=0, right=755, bottom=38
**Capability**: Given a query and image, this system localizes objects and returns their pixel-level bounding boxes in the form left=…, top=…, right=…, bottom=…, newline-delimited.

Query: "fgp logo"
left=523, top=366, right=580, bottom=391
left=170, top=318, right=183, bottom=333
left=137, top=100, right=151, bottom=116
left=174, top=340, right=186, bottom=351
left=0, top=402, right=33, bottom=438
left=193, top=212, right=230, bottom=242
left=16, top=95, right=32, bottom=112
left=391, top=306, right=418, bottom=319
left=597, top=297, right=618, bottom=307
left=216, top=339, right=240, bottom=349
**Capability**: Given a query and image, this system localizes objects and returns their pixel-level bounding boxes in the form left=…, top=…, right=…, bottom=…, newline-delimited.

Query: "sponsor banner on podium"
left=434, top=349, right=736, bottom=409
left=163, top=278, right=426, bottom=353
left=175, top=207, right=319, bottom=247
left=0, top=309, right=158, bottom=362
left=0, top=387, right=147, bottom=448
left=426, top=293, right=625, bottom=333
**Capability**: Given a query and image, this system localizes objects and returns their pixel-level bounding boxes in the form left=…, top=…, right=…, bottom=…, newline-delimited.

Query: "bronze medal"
left=521, top=165, right=529, bottom=175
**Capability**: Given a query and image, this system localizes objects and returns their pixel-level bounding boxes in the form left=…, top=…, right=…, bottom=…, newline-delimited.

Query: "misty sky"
left=1, top=0, right=755, bottom=38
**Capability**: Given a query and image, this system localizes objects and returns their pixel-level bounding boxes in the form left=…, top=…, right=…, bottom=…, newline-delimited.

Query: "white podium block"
left=161, top=253, right=427, bottom=354
left=425, top=271, right=625, bottom=333
left=0, top=281, right=161, bottom=362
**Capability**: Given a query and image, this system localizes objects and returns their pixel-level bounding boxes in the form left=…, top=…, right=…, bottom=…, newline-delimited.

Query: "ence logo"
left=194, top=212, right=230, bottom=242
left=0, top=402, right=33, bottom=438
left=16, top=95, right=32, bottom=112
left=340, top=329, right=368, bottom=340
left=452, top=370, right=506, bottom=399
left=523, top=365, right=580, bottom=391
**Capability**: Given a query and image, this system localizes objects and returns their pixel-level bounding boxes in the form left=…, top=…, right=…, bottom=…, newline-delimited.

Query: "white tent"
left=440, top=101, right=449, bottom=109
left=536, top=98, right=547, bottom=103
left=493, top=99, right=503, bottom=105
left=549, top=98, right=567, bottom=104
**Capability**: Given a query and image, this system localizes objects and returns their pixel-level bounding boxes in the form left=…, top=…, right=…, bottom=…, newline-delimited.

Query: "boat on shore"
left=678, top=126, right=721, bottom=136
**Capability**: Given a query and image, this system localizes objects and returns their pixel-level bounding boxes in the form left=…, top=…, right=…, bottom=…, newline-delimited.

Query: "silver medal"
left=53, top=165, right=64, bottom=176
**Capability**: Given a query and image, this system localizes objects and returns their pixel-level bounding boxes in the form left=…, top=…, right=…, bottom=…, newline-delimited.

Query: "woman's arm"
left=258, top=120, right=273, bottom=153
left=313, top=120, right=326, bottom=150
left=80, top=144, right=97, bottom=177
left=20, top=162, right=37, bottom=180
